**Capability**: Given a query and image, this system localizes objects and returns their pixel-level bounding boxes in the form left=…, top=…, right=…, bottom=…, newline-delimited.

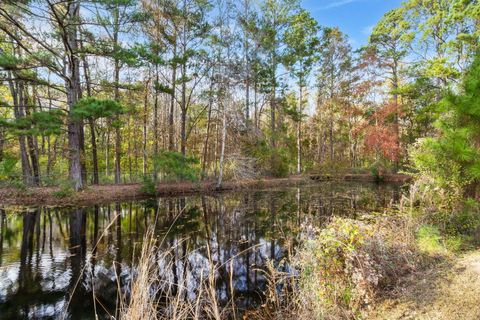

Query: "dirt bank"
left=0, top=173, right=410, bottom=206
left=0, top=176, right=311, bottom=206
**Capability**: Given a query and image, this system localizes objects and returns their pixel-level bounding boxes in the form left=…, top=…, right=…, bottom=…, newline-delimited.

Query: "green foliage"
left=410, top=53, right=480, bottom=201
left=72, top=97, right=124, bottom=120
left=416, top=225, right=444, bottom=254
left=415, top=206, right=480, bottom=253
left=243, top=139, right=290, bottom=177
left=445, top=200, right=480, bottom=238
left=298, top=218, right=368, bottom=318
left=0, top=153, right=18, bottom=180
left=52, top=180, right=75, bottom=198
left=270, top=149, right=290, bottom=177
left=0, top=154, right=26, bottom=190
left=0, top=110, right=64, bottom=136
left=283, top=9, right=319, bottom=83
left=0, top=51, right=22, bottom=70
left=153, top=151, right=200, bottom=182
left=153, top=81, right=173, bottom=95
left=140, top=175, right=157, bottom=196
left=422, top=200, right=480, bottom=251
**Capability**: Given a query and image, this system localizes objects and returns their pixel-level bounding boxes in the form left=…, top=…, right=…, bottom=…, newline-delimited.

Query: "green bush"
left=153, top=151, right=200, bottom=182
left=243, top=139, right=290, bottom=177
left=154, top=151, right=200, bottom=181
left=369, top=160, right=394, bottom=182
left=0, top=154, right=26, bottom=190
left=430, top=200, right=480, bottom=251
left=0, top=154, right=17, bottom=179
left=53, top=180, right=75, bottom=198
left=140, top=175, right=156, bottom=196
left=270, top=150, right=289, bottom=177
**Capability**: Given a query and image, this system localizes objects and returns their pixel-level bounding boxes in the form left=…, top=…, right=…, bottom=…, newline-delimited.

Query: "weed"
left=417, top=225, right=444, bottom=254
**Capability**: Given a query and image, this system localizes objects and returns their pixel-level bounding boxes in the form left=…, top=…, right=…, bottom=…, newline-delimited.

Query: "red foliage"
left=363, top=102, right=401, bottom=161
left=364, top=124, right=400, bottom=161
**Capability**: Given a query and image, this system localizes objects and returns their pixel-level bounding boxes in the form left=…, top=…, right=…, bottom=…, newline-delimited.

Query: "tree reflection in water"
left=0, top=182, right=401, bottom=319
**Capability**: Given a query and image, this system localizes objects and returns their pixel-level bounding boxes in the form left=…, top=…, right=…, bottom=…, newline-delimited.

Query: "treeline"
left=0, top=0, right=478, bottom=190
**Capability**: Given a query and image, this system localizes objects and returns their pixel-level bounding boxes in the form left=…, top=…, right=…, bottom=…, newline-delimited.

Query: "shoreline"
left=0, top=174, right=410, bottom=206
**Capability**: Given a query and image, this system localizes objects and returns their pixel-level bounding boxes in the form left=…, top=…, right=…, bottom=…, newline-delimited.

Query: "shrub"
left=140, top=175, right=156, bottom=196
left=0, top=154, right=25, bottom=189
left=243, top=139, right=290, bottom=177
left=0, top=154, right=17, bottom=179
left=270, top=149, right=289, bottom=177
left=296, top=215, right=417, bottom=319
left=53, top=180, right=75, bottom=198
left=426, top=199, right=480, bottom=251
left=153, top=151, right=199, bottom=182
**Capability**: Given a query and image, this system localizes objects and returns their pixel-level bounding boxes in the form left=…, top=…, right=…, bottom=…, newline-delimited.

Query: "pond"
left=0, top=182, right=402, bottom=319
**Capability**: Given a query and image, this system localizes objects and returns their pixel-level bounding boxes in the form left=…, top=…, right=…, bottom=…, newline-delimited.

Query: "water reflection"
left=0, top=182, right=401, bottom=319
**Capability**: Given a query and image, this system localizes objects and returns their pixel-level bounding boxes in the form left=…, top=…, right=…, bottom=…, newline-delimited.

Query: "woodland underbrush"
left=282, top=176, right=480, bottom=320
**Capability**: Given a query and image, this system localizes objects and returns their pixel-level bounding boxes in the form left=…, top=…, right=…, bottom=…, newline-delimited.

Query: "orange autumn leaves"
left=363, top=101, right=401, bottom=162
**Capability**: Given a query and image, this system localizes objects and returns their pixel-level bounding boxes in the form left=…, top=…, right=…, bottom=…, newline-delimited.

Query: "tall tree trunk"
left=202, top=75, right=214, bottom=180
left=24, top=87, right=40, bottom=186
left=8, top=77, right=32, bottom=185
left=105, top=131, right=110, bottom=179
left=329, top=119, right=334, bottom=162
left=180, top=52, right=187, bottom=155
left=89, top=119, right=98, bottom=185
left=392, top=60, right=400, bottom=171
left=153, top=64, right=160, bottom=156
left=217, top=96, right=227, bottom=188
left=80, top=38, right=98, bottom=184
left=254, top=75, right=259, bottom=129
left=270, top=50, right=277, bottom=175
left=114, top=59, right=121, bottom=184
left=113, top=8, right=122, bottom=184
left=143, top=78, right=149, bottom=175
left=26, top=128, right=40, bottom=186
left=66, top=1, right=84, bottom=190
left=180, top=0, right=188, bottom=157
left=297, top=84, right=303, bottom=174
left=0, top=127, right=4, bottom=163
left=169, top=42, right=177, bottom=152
left=244, top=0, right=250, bottom=123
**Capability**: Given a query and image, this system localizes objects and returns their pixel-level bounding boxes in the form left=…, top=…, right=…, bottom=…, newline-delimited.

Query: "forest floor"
left=370, top=250, right=480, bottom=320
left=0, top=173, right=410, bottom=206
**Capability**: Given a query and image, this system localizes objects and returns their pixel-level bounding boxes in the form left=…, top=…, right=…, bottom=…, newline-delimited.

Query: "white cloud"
left=321, top=0, right=361, bottom=10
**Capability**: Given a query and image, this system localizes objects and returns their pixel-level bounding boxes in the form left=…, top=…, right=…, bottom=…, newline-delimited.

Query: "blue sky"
left=301, top=0, right=403, bottom=48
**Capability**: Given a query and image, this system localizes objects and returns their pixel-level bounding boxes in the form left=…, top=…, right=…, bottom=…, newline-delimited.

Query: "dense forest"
left=0, top=0, right=479, bottom=191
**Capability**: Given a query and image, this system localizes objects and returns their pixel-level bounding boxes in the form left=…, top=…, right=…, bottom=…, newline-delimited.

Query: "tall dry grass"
left=118, top=227, right=302, bottom=320
left=119, top=230, right=235, bottom=320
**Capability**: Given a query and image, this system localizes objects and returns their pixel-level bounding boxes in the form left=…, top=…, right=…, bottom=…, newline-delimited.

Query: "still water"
left=0, top=182, right=401, bottom=319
